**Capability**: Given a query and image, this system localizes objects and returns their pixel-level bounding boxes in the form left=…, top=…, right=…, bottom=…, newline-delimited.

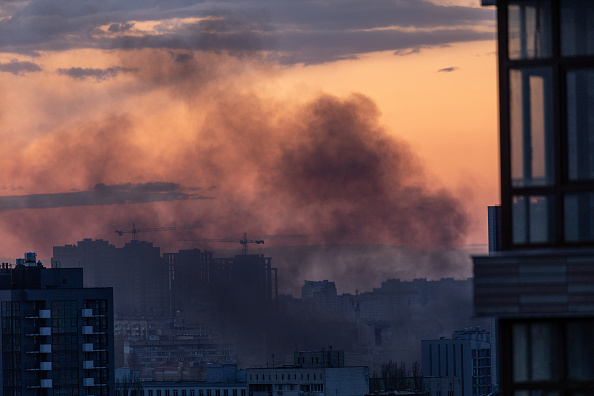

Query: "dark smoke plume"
left=0, top=50, right=470, bottom=277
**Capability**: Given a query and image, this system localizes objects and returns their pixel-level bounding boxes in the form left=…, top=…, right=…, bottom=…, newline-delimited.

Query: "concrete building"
left=247, top=350, right=368, bottom=396
left=421, top=327, right=492, bottom=396
left=0, top=253, right=115, bottom=396
left=136, top=364, right=247, bottom=396
left=474, top=1, right=594, bottom=394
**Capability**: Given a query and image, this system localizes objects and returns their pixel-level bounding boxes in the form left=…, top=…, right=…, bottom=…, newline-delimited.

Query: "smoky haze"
left=0, top=47, right=471, bottom=284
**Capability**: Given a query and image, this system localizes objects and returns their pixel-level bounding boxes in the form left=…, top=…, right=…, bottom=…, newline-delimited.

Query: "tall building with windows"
left=421, top=327, right=492, bottom=396
left=474, top=0, right=594, bottom=394
left=0, top=253, right=115, bottom=396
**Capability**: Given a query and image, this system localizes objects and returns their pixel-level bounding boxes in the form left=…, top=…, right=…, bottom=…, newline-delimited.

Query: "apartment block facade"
left=474, top=0, right=594, bottom=394
left=0, top=253, right=115, bottom=395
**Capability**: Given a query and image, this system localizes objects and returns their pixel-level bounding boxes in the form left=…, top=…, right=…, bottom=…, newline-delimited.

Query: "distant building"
left=246, top=349, right=368, bottom=396
left=138, top=363, right=247, bottom=396
left=294, top=349, right=344, bottom=368
left=0, top=252, right=115, bottom=395
left=302, top=280, right=338, bottom=318
left=126, top=336, right=237, bottom=380
left=421, top=327, right=492, bottom=396
left=53, top=239, right=169, bottom=318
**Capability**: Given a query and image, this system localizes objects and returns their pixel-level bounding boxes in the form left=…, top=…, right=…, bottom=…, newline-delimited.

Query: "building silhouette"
left=53, top=239, right=169, bottom=319
left=474, top=1, right=594, bottom=394
left=0, top=253, right=115, bottom=395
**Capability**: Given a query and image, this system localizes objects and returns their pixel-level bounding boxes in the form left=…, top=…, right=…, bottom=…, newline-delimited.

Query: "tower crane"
left=180, top=232, right=264, bottom=255
left=115, top=222, right=203, bottom=241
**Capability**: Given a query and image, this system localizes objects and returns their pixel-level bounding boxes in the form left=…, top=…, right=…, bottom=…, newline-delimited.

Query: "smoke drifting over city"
left=0, top=0, right=496, bottom=292
left=0, top=48, right=469, bottom=271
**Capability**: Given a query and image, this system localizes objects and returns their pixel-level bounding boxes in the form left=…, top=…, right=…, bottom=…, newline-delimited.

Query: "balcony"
left=82, top=308, right=93, bottom=317
left=24, top=309, right=50, bottom=319
left=83, top=377, right=95, bottom=387
left=41, top=379, right=52, bottom=388
left=40, top=344, right=51, bottom=353
left=39, top=327, right=51, bottom=336
left=82, top=325, right=94, bottom=335
left=40, top=362, right=52, bottom=371
left=83, top=360, right=94, bottom=369
left=82, top=343, right=94, bottom=352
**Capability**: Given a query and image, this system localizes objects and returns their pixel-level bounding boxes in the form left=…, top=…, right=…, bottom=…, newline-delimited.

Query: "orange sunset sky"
left=0, top=0, right=499, bottom=276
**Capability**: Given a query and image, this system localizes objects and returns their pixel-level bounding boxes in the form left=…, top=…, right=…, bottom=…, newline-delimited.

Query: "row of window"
left=249, top=373, right=322, bottom=381
left=500, top=1, right=594, bottom=247
left=131, top=389, right=247, bottom=396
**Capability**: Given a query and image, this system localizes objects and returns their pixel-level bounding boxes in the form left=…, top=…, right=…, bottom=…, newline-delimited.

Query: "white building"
left=421, top=328, right=492, bottom=396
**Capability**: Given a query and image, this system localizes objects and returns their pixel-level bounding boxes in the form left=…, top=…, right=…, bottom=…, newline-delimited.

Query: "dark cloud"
left=0, top=0, right=494, bottom=64
left=0, top=59, right=42, bottom=75
left=437, top=66, right=459, bottom=72
left=57, top=66, right=137, bottom=81
left=108, top=22, right=133, bottom=33
left=0, top=182, right=212, bottom=212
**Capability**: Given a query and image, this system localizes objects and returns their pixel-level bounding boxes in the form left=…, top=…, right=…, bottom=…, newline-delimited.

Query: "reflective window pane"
left=513, top=195, right=554, bottom=244
left=509, top=0, right=552, bottom=59
left=567, top=69, right=594, bottom=180
left=564, top=193, right=594, bottom=242
left=561, top=0, right=594, bottom=56
left=511, top=68, right=554, bottom=187
left=567, top=321, right=594, bottom=381
left=512, top=322, right=558, bottom=383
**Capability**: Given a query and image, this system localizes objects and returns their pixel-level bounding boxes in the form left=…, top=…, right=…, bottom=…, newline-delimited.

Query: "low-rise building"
left=247, top=350, right=368, bottom=396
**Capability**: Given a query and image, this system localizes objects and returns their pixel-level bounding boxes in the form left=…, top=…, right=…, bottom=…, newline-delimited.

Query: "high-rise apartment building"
left=0, top=253, right=115, bottom=396
left=474, top=1, right=594, bottom=394
left=53, top=239, right=169, bottom=318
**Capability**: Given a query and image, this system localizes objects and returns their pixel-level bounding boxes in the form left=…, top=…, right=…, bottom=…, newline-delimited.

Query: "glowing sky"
left=0, top=0, right=498, bottom=263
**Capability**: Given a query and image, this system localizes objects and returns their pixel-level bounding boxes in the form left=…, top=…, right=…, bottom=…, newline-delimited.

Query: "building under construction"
left=164, top=250, right=278, bottom=323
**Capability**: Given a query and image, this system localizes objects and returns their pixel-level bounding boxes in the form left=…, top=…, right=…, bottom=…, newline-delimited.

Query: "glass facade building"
left=474, top=1, right=594, bottom=395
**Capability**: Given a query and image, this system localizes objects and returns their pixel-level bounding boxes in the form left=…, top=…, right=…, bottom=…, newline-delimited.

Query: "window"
left=512, top=195, right=554, bottom=243
left=182, top=391, right=187, bottom=396
left=566, top=69, right=594, bottom=181
left=501, top=318, right=594, bottom=394
left=510, top=67, right=554, bottom=188
left=508, top=0, right=552, bottom=59
left=561, top=0, right=594, bottom=56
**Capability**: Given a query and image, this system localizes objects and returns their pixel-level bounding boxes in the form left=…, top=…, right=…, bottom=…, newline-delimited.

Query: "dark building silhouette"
left=474, top=1, right=594, bottom=394
left=53, top=239, right=169, bottom=318
left=0, top=253, right=115, bottom=395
